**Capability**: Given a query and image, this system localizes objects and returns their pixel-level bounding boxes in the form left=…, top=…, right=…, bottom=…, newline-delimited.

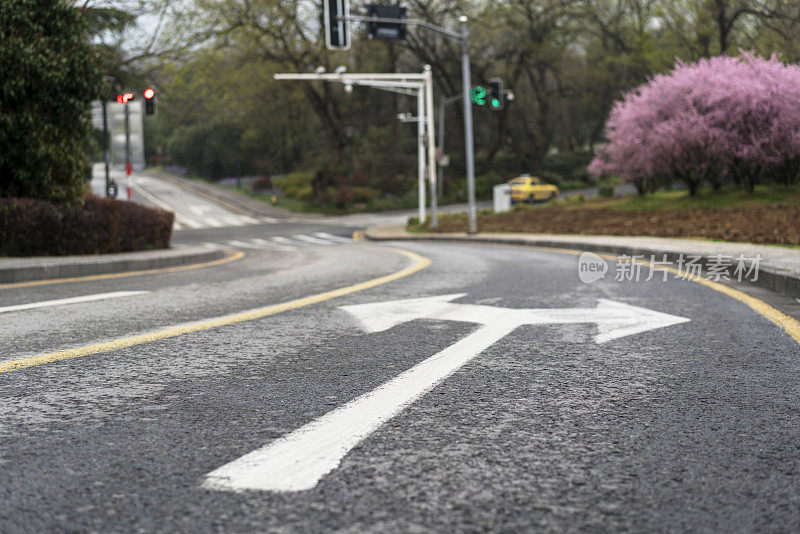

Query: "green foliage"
left=0, top=0, right=104, bottom=202
left=273, top=171, right=314, bottom=200
left=598, top=185, right=615, bottom=198
left=0, top=196, right=174, bottom=256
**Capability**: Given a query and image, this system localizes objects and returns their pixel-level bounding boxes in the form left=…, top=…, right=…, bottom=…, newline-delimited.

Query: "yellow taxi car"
left=510, top=174, right=560, bottom=203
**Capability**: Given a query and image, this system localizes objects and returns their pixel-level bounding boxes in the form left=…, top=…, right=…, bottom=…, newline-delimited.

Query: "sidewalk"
left=0, top=246, right=228, bottom=284
left=364, top=226, right=800, bottom=298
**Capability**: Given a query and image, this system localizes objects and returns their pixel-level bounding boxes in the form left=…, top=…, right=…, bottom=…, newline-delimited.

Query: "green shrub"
left=352, top=186, right=380, bottom=203
left=273, top=171, right=314, bottom=199
left=0, top=196, right=174, bottom=256
left=598, top=185, right=615, bottom=198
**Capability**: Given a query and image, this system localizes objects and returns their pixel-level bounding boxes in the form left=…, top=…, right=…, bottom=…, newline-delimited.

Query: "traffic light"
left=489, top=78, right=503, bottom=110
left=471, top=85, right=486, bottom=106
left=324, top=0, right=350, bottom=49
left=143, top=87, right=157, bottom=116
left=366, top=4, right=407, bottom=41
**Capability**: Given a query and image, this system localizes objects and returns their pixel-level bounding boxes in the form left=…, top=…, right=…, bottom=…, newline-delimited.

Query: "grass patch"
left=414, top=183, right=800, bottom=246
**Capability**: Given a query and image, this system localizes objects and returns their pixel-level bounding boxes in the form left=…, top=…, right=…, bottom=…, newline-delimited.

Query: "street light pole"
left=416, top=87, right=426, bottom=223
left=424, top=65, right=438, bottom=228
left=459, top=16, right=477, bottom=234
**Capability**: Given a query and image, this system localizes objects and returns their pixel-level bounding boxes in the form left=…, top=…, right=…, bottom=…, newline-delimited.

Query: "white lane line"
left=220, top=216, right=247, bottom=227
left=0, top=291, right=149, bottom=314
left=271, top=236, right=296, bottom=245
left=179, top=217, right=204, bottom=229
left=293, top=234, right=333, bottom=245
left=260, top=217, right=279, bottom=223
left=204, top=321, right=519, bottom=492
left=239, top=215, right=260, bottom=224
left=313, top=232, right=353, bottom=244
left=204, top=218, right=224, bottom=228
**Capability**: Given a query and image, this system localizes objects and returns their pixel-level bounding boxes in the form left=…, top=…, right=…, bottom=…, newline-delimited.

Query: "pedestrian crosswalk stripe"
left=201, top=233, right=355, bottom=251
left=313, top=232, right=353, bottom=243
left=293, top=234, right=333, bottom=245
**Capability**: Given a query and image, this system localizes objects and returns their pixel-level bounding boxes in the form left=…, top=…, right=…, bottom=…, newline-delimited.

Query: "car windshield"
left=510, top=179, right=527, bottom=185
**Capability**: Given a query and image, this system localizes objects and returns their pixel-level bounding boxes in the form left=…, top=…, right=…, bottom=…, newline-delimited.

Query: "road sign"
left=324, top=0, right=350, bottom=49
left=366, top=4, right=407, bottom=40
left=204, top=294, right=689, bottom=492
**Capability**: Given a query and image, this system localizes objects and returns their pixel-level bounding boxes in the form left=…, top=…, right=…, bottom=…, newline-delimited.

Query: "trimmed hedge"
left=0, top=196, right=174, bottom=256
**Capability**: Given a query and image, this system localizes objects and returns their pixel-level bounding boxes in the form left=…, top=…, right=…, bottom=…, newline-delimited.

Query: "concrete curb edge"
left=364, top=228, right=800, bottom=299
left=0, top=247, right=228, bottom=284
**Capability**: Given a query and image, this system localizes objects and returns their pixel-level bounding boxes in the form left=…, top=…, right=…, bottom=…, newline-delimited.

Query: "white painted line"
left=204, top=294, right=690, bottom=492
left=221, top=216, right=247, bottom=227
left=0, top=291, right=149, bottom=314
left=271, top=236, right=296, bottom=245
left=293, top=234, right=333, bottom=245
left=204, top=218, right=224, bottom=228
left=239, top=215, right=260, bottom=224
left=205, top=321, right=519, bottom=492
left=313, top=232, right=353, bottom=244
left=260, top=217, right=279, bottom=223
left=227, top=240, right=265, bottom=250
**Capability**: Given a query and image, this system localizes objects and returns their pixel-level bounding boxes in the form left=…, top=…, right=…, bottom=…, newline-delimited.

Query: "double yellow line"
left=0, top=247, right=430, bottom=374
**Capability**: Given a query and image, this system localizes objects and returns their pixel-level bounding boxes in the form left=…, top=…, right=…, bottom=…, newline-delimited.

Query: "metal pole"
left=124, top=101, right=132, bottom=201
left=424, top=65, right=438, bottom=228
left=438, top=97, right=446, bottom=201
left=459, top=16, right=477, bottom=234
left=102, top=99, right=110, bottom=197
left=417, top=87, right=426, bottom=223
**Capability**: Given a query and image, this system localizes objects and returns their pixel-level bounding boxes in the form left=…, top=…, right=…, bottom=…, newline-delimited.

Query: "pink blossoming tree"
left=589, top=53, right=800, bottom=195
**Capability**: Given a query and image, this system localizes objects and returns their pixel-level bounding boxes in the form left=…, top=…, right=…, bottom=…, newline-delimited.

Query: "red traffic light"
left=143, top=88, right=155, bottom=99
left=117, top=92, right=134, bottom=104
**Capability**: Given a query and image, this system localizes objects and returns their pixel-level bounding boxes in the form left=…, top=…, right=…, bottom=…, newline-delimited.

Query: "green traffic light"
left=491, top=98, right=500, bottom=108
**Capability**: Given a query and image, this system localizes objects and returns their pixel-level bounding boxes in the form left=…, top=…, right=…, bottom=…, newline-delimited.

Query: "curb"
left=364, top=228, right=800, bottom=299
left=0, top=247, right=228, bottom=284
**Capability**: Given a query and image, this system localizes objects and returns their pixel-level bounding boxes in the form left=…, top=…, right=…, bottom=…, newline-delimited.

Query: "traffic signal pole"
left=424, top=65, right=438, bottom=228
left=274, top=70, right=439, bottom=227
left=124, top=101, right=132, bottom=200
left=340, top=12, right=477, bottom=232
left=459, top=16, right=477, bottom=234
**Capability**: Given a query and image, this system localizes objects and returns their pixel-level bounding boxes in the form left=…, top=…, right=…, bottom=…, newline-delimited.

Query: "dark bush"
left=598, top=185, right=615, bottom=198
left=251, top=176, right=273, bottom=192
left=0, top=196, right=174, bottom=256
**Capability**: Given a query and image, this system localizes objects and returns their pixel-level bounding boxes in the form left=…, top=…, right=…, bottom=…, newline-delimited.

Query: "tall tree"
left=0, top=0, right=104, bottom=201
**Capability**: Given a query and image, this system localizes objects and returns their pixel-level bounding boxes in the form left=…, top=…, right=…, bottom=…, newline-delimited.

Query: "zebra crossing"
left=202, top=232, right=355, bottom=251
left=173, top=214, right=283, bottom=231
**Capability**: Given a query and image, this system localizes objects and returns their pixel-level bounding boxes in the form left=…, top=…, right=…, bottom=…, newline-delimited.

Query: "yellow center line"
left=0, top=249, right=245, bottom=290
left=0, top=246, right=430, bottom=374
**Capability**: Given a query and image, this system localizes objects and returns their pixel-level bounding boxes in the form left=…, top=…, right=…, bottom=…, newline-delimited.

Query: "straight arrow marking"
left=204, top=294, right=689, bottom=493
left=204, top=321, right=518, bottom=492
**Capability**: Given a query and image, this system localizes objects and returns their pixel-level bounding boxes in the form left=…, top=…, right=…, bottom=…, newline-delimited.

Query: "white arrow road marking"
left=0, top=291, right=149, bottom=314
left=204, top=294, right=689, bottom=492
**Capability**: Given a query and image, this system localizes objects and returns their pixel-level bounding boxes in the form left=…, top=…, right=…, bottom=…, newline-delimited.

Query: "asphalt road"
left=3, top=172, right=800, bottom=532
